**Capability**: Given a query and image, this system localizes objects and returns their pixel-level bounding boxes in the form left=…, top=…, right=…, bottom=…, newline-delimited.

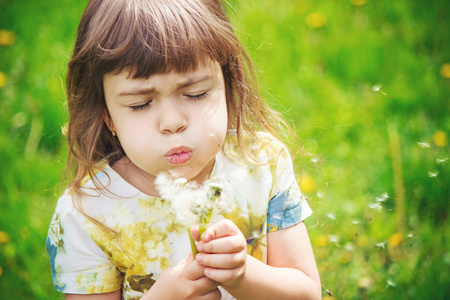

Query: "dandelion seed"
left=387, top=279, right=396, bottom=287
left=417, top=142, right=431, bottom=148
left=329, top=235, right=339, bottom=243
left=437, top=157, right=448, bottom=164
left=369, top=202, right=382, bottom=212
left=428, top=171, right=438, bottom=178
left=428, top=170, right=442, bottom=187
left=372, top=84, right=391, bottom=98
left=376, top=192, right=389, bottom=202
left=311, top=157, right=319, bottom=163
left=376, top=242, right=386, bottom=248
left=351, top=219, right=360, bottom=224
left=372, top=84, right=382, bottom=92
left=345, top=243, right=354, bottom=251
left=326, top=213, right=336, bottom=220
left=316, top=191, right=324, bottom=198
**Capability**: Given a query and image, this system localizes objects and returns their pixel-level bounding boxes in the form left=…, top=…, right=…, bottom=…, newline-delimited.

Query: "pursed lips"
left=165, top=146, right=192, bottom=165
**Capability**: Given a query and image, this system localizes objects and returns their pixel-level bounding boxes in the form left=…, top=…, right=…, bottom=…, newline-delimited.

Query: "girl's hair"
left=67, top=0, right=291, bottom=192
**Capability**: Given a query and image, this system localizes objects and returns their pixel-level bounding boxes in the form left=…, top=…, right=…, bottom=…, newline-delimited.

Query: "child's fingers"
left=201, top=219, right=240, bottom=242
left=184, top=253, right=209, bottom=280
left=196, top=234, right=245, bottom=254
left=190, top=225, right=200, bottom=242
left=196, top=252, right=246, bottom=269
left=203, top=266, right=246, bottom=287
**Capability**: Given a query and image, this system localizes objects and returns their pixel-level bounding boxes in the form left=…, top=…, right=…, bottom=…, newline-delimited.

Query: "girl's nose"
left=158, top=101, right=188, bottom=134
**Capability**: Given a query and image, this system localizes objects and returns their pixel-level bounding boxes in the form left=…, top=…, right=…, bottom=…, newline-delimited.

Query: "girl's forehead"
left=103, top=60, right=222, bottom=92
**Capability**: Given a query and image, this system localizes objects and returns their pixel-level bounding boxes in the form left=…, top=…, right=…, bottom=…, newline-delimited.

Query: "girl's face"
left=103, top=60, right=228, bottom=192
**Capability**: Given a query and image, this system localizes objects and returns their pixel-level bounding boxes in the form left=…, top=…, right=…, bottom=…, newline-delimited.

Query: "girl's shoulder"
left=224, top=130, right=290, bottom=164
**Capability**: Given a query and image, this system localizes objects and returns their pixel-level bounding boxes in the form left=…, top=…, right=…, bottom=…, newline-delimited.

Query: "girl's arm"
left=65, top=290, right=121, bottom=300
left=194, top=220, right=322, bottom=300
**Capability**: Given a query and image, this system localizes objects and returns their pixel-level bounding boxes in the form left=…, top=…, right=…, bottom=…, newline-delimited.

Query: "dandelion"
left=0, top=72, right=6, bottom=88
left=432, top=131, right=447, bottom=147
left=417, top=142, right=431, bottom=148
left=306, top=12, right=327, bottom=29
left=155, top=172, right=236, bottom=257
left=372, top=84, right=391, bottom=98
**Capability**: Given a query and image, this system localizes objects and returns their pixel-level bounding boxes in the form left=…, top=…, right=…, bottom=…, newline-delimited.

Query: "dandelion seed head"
left=155, top=173, right=236, bottom=228
left=417, top=142, right=431, bottom=148
left=372, top=84, right=382, bottom=92
left=311, top=157, right=319, bottom=163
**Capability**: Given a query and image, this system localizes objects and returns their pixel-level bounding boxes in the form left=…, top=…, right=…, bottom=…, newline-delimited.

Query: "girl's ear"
left=102, top=109, right=116, bottom=134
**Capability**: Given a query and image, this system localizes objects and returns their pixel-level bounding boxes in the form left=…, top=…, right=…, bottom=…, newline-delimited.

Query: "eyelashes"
left=129, top=91, right=209, bottom=112
left=130, top=101, right=152, bottom=112
left=185, top=91, right=208, bottom=100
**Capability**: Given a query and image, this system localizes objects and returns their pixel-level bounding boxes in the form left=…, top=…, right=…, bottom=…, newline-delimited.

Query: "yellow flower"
left=351, top=0, right=369, bottom=6
left=356, top=234, right=368, bottom=247
left=388, top=232, right=403, bottom=248
left=441, top=63, right=450, bottom=78
left=0, top=72, right=6, bottom=88
left=299, top=175, right=316, bottom=194
left=306, top=12, right=327, bottom=29
left=432, top=131, right=447, bottom=147
left=0, top=30, right=16, bottom=46
left=0, top=231, right=9, bottom=244
left=314, top=235, right=329, bottom=247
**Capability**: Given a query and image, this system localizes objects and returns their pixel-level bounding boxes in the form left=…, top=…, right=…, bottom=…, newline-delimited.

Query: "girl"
left=46, top=0, right=321, bottom=299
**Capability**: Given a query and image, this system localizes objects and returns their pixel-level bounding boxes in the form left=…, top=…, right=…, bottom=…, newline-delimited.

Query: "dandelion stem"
left=387, top=121, right=405, bottom=234
left=188, top=229, right=199, bottom=258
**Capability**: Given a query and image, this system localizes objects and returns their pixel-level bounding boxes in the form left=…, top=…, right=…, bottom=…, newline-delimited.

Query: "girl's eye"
left=185, top=91, right=208, bottom=100
left=130, top=101, right=152, bottom=111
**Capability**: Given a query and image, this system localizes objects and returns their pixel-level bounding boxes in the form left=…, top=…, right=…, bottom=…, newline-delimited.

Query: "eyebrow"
left=118, top=74, right=213, bottom=96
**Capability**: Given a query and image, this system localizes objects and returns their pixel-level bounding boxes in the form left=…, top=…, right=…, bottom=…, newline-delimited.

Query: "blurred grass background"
left=0, top=0, right=448, bottom=299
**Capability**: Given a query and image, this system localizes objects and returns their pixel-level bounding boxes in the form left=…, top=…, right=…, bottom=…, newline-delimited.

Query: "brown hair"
left=66, top=0, right=291, bottom=193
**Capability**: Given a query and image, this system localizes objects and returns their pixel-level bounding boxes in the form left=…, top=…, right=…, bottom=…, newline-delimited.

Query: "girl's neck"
left=111, top=156, right=216, bottom=197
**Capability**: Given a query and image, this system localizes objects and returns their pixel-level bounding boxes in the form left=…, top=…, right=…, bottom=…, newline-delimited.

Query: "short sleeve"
left=46, top=192, right=123, bottom=294
left=265, top=138, right=312, bottom=232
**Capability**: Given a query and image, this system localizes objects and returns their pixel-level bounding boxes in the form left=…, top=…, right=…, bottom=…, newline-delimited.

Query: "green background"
left=0, top=0, right=449, bottom=299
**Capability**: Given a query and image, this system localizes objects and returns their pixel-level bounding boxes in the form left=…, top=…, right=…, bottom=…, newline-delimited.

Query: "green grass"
left=1, top=0, right=449, bottom=299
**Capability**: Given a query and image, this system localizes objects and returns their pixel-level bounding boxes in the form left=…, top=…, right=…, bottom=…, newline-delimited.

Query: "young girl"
left=46, top=0, right=321, bottom=299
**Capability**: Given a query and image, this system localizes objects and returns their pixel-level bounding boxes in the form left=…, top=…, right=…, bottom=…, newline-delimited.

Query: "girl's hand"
left=192, top=219, right=247, bottom=288
left=145, top=253, right=221, bottom=300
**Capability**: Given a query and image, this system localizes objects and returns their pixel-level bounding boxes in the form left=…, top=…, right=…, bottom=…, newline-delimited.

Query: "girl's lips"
left=165, top=146, right=192, bottom=165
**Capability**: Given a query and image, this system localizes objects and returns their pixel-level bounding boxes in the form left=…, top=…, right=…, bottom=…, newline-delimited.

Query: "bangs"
left=83, top=0, right=237, bottom=78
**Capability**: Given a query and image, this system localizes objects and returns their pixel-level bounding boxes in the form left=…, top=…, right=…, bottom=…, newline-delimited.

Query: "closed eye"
left=130, top=101, right=152, bottom=111
left=185, top=91, right=208, bottom=100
